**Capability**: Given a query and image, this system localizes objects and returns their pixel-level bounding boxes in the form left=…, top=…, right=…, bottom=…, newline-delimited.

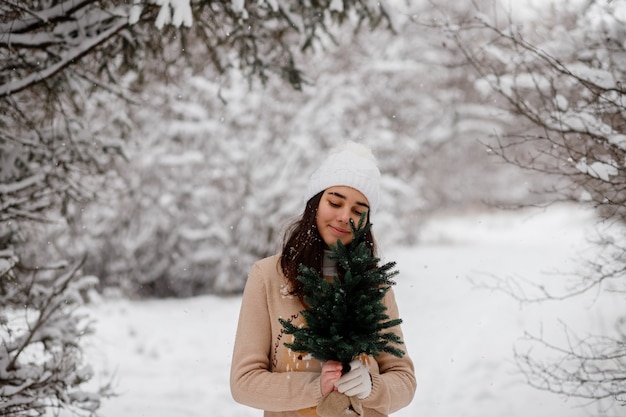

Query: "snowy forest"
left=1, top=0, right=625, bottom=416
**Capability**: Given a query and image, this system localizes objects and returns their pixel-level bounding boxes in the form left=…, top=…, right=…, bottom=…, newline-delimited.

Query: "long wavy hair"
left=280, top=190, right=377, bottom=300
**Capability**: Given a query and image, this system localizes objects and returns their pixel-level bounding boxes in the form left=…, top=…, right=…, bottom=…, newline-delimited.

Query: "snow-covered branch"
left=0, top=0, right=94, bottom=33
left=0, top=16, right=128, bottom=97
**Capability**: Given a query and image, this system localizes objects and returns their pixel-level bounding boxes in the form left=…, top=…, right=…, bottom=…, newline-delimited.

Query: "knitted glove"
left=334, top=359, right=372, bottom=399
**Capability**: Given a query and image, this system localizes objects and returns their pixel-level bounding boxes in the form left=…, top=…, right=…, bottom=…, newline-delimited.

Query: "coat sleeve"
left=230, top=261, right=324, bottom=412
left=362, top=288, right=417, bottom=415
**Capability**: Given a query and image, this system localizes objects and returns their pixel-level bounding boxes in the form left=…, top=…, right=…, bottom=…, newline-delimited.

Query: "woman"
left=230, top=142, right=416, bottom=417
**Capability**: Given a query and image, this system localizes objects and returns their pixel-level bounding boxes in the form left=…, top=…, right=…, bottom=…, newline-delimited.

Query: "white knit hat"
left=305, top=141, right=381, bottom=216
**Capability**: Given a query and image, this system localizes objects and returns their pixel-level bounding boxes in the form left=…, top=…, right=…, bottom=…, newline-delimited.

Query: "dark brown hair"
left=280, top=190, right=377, bottom=300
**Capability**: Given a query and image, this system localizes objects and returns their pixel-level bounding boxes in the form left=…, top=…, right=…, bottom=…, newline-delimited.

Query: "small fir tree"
left=279, top=213, right=404, bottom=371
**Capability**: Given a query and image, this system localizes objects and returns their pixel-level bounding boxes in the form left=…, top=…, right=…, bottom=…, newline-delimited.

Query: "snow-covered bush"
left=0, top=253, right=112, bottom=416
left=49, top=71, right=319, bottom=296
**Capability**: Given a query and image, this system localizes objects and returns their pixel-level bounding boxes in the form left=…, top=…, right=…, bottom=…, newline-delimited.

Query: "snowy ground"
left=83, top=204, right=621, bottom=417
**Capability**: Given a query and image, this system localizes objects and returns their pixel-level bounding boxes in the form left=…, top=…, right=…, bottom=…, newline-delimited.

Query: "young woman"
left=230, top=142, right=416, bottom=417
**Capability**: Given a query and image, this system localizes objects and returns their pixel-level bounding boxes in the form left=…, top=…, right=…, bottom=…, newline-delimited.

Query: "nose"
left=337, top=207, right=351, bottom=224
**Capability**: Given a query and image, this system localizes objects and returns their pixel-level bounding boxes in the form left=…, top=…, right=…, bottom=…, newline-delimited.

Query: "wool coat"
left=230, top=254, right=416, bottom=417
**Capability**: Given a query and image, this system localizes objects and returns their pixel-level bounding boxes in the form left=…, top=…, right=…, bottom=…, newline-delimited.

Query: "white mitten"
left=334, top=359, right=372, bottom=399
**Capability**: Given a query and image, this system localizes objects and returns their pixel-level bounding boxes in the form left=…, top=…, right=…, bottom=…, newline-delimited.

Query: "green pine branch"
left=279, top=213, right=405, bottom=367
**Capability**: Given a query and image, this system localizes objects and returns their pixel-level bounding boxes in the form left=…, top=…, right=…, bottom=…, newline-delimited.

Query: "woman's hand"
left=320, top=360, right=343, bottom=396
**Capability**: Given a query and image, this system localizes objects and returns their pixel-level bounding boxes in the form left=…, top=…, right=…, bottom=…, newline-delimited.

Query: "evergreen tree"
left=279, top=214, right=404, bottom=371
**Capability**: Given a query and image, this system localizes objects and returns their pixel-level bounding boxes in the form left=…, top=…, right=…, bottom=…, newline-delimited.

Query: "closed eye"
left=326, top=191, right=369, bottom=215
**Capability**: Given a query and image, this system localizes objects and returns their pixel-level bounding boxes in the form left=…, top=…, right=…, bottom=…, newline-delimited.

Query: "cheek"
left=316, top=204, right=330, bottom=223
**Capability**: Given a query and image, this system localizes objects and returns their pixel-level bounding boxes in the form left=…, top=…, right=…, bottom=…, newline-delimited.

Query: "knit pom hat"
left=305, top=141, right=381, bottom=216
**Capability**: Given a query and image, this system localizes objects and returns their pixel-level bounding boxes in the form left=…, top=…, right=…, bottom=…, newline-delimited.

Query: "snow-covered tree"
left=31, top=0, right=551, bottom=297
left=1, top=0, right=397, bottom=414
left=439, top=0, right=626, bottom=411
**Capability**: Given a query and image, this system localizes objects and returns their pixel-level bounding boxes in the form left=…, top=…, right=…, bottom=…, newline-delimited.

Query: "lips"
left=329, top=225, right=350, bottom=236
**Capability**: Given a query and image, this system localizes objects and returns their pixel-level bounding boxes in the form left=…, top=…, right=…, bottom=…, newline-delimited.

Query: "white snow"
left=154, top=0, right=193, bottom=29
left=575, top=158, right=619, bottom=182
left=81, top=204, right=619, bottom=417
left=128, top=4, right=143, bottom=25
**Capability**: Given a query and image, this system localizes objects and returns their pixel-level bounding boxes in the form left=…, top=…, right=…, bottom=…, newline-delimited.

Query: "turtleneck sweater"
left=321, top=250, right=337, bottom=278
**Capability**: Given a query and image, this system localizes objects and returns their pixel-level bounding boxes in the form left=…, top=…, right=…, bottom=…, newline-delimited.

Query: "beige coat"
left=230, top=254, right=416, bottom=417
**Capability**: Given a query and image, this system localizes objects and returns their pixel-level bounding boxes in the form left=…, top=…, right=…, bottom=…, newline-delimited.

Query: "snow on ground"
left=83, top=204, right=620, bottom=417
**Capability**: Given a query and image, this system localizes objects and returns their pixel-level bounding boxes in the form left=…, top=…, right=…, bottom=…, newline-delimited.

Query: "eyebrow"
left=328, top=191, right=370, bottom=209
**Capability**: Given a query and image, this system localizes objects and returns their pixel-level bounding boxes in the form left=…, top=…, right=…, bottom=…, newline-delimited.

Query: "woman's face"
left=316, top=186, right=370, bottom=246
